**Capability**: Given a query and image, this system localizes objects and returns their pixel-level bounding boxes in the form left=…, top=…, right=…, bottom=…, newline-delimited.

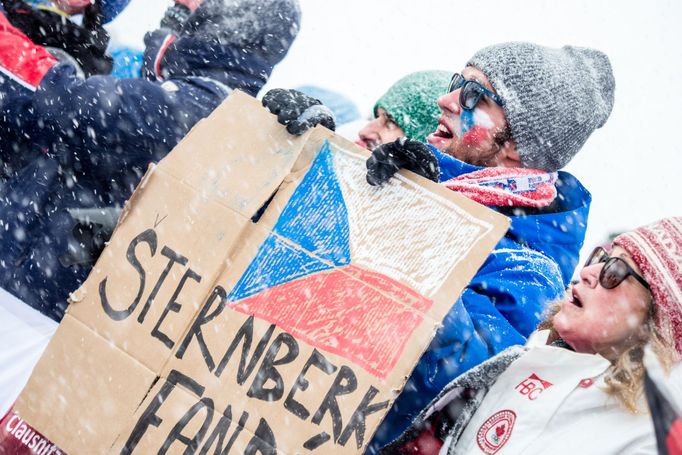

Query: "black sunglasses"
left=584, top=247, right=650, bottom=290
left=447, top=73, right=505, bottom=111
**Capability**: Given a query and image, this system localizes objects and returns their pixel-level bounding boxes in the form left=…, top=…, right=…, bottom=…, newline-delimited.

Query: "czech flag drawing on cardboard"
left=228, top=141, right=494, bottom=379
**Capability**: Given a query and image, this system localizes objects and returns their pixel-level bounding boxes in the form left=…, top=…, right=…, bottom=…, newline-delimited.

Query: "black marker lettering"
left=214, top=317, right=275, bottom=384
left=338, top=386, right=389, bottom=449
left=247, top=333, right=299, bottom=402
left=151, top=267, right=202, bottom=349
left=198, top=406, right=249, bottom=455
left=122, top=370, right=203, bottom=454
left=176, top=286, right=227, bottom=371
left=137, top=246, right=188, bottom=323
left=284, top=349, right=337, bottom=420
left=158, top=397, right=214, bottom=454
left=311, top=366, right=357, bottom=442
left=100, top=229, right=157, bottom=321
left=243, top=418, right=276, bottom=455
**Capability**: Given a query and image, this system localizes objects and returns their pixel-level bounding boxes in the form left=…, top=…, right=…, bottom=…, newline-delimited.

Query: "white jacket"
left=452, top=330, right=656, bottom=454
left=381, top=330, right=656, bottom=455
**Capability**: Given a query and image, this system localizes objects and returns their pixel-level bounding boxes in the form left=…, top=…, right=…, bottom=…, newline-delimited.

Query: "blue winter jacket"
left=0, top=8, right=293, bottom=320
left=0, top=61, right=233, bottom=320
left=368, top=147, right=591, bottom=451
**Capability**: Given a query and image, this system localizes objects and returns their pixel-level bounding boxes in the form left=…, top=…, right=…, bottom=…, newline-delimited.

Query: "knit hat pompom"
left=467, top=42, right=615, bottom=172
left=374, top=70, right=451, bottom=143
left=614, top=217, right=682, bottom=356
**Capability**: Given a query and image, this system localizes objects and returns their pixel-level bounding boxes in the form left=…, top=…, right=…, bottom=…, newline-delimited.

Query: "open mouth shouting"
left=568, top=288, right=583, bottom=308
left=434, top=121, right=453, bottom=139
left=428, top=117, right=456, bottom=146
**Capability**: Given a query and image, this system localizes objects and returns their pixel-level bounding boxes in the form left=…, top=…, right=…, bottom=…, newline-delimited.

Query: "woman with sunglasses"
left=381, top=216, right=682, bottom=454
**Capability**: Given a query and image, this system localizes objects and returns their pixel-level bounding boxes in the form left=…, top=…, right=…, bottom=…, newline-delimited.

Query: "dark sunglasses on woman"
left=447, top=73, right=505, bottom=111
left=584, top=246, right=650, bottom=290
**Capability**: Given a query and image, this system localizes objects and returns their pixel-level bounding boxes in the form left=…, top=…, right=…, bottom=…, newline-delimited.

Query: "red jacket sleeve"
left=0, top=12, right=56, bottom=91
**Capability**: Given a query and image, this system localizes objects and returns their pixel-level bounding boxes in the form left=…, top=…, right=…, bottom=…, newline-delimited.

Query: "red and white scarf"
left=442, top=168, right=558, bottom=208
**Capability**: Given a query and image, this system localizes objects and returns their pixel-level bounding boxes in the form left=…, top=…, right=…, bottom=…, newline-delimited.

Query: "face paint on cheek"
left=460, top=108, right=494, bottom=146
left=461, top=126, right=489, bottom=145
left=459, top=110, right=474, bottom=135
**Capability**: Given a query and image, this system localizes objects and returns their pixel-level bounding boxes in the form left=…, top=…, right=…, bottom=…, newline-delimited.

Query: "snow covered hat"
left=614, top=217, right=682, bottom=355
left=183, top=0, right=301, bottom=66
left=148, top=0, right=301, bottom=96
left=468, top=42, right=615, bottom=172
left=374, top=70, right=451, bottom=143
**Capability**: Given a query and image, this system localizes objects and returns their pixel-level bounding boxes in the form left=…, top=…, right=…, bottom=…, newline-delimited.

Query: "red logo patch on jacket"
left=515, top=373, right=553, bottom=400
left=476, top=409, right=516, bottom=454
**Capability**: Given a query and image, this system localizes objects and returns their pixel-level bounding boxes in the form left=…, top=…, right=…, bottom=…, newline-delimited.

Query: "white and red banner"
left=0, top=288, right=59, bottom=454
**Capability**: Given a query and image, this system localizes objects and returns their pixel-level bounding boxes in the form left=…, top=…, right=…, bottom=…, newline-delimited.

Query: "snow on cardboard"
left=13, top=91, right=508, bottom=454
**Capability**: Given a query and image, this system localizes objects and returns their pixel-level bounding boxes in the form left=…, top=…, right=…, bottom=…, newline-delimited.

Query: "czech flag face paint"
left=458, top=108, right=495, bottom=146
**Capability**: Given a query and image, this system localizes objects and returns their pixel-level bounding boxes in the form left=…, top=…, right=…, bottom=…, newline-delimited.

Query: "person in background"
left=644, top=337, right=682, bottom=454
left=1, top=0, right=132, bottom=76
left=261, top=42, right=615, bottom=449
left=109, top=46, right=144, bottom=78
left=296, top=85, right=361, bottom=126
left=0, top=0, right=301, bottom=321
left=381, top=216, right=682, bottom=455
left=355, top=70, right=450, bottom=150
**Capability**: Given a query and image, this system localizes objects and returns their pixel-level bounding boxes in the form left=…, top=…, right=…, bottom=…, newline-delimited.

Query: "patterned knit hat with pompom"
left=614, top=217, right=682, bottom=356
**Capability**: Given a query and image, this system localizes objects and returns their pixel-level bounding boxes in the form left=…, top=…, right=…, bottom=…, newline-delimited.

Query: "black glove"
left=262, top=88, right=336, bottom=135
left=366, top=138, right=440, bottom=186
left=2, top=0, right=113, bottom=77
left=59, top=207, right=121, bottom=267
left=159, top=3, right=192, bottom=34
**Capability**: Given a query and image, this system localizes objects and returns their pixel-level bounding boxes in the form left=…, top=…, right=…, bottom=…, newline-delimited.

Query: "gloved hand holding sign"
left=262, top=88, right=336, bottom=135
left=366, top=137, right=440, bottom=186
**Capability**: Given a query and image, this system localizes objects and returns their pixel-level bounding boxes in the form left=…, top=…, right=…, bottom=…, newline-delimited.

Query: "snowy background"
left=107, top=0, right=682, bottom=269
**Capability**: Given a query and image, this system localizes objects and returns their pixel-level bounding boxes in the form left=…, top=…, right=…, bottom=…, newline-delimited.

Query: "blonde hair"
left=539, top=300, right=675, bottom=413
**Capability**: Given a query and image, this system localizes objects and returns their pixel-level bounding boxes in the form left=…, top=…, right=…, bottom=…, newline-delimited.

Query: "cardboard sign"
left=14, top=91, right=509, bottom=454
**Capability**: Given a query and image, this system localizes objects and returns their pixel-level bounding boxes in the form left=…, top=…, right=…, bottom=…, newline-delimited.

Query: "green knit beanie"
left=373, top=70, right=451, bottom=143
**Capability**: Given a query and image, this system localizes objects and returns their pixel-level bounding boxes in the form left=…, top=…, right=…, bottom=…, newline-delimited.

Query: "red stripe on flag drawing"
left=229, top=264, right=433, bottom=379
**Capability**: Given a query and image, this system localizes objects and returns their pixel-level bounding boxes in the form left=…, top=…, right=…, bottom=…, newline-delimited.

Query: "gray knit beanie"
left=467, top=42, right=615, bottom=172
